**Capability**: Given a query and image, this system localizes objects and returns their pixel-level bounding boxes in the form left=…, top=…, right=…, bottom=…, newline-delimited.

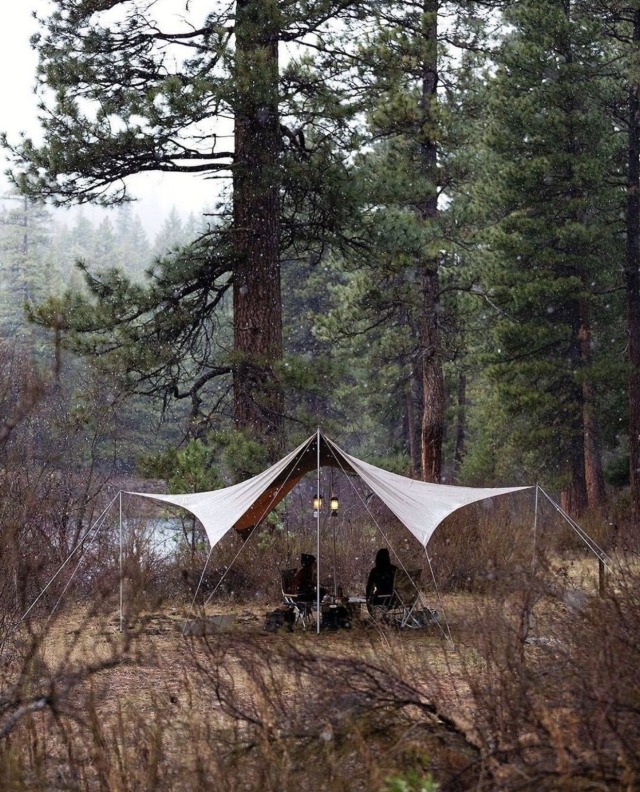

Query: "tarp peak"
left=128, top=432, right=531, bottom=548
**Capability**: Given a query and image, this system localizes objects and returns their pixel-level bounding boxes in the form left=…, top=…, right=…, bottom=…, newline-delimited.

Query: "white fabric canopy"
left=129, top=432, right=531, bottom=549
left=128, top=435, right=314, bottom=549
left=326, top=437, right=531, bottom=546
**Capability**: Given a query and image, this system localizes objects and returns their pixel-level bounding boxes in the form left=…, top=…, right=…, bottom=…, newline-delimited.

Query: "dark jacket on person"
left=293, top=554, right=322, bottom=601
left=366, top=549, right=397, bottom=603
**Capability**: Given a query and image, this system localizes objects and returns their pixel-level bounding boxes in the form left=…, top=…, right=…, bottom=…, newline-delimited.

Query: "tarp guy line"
left=324, top=436, right=452, bottom=639
left=538, top=487, right=612, bottom=570
left=15, top=491, right=121, bottom=631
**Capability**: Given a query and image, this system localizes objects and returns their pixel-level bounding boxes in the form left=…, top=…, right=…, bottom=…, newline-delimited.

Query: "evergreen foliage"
left=470, top=0, right=624, bottom=502
left=0, top=193, right=54, bottom=343
left=1, top=0, right=639, bottom=523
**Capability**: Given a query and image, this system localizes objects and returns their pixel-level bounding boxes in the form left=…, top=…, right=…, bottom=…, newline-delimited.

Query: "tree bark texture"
left=627, top=19, right=640, bottom=526
left=453, top=372, right=467, bottom=482
left=418, top=0, right=445, bottom=483
left=420, top=266, right=445, bottom=482
left=562, top=299, right=588, bottom=516
left=232, top=0, right=284, bottom=449
left=579, top=302, right=607, bottom=509
left=558, top=12, right=591, bottom=516
left=405, top=380, right=418, bottom=479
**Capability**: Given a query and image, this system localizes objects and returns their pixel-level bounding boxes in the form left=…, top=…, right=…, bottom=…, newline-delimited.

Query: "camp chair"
left=385, top=568, right=440, bottom=628
left=367, top=568, right=439, bottom=629
left=366, top=589, right=396, bottom=623
left=380, top=569, right=439, bottom=629
left=280, top=568, right=315, bottom=630
left=366, top=569, right=420, bottom=626
left=388, top=569, right=431, bottom=629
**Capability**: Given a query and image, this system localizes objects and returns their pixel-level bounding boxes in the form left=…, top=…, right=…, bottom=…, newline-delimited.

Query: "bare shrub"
left=0, top=626, right=482, bottom=791
left=1, top=557, right=639, bottom=791
left=178, top=635, right=484, bottom=792
left=0, top=342, right=127, bottom=621
left=428, top=498, right=535, bottom=592
left=457, top=561, right=640, bottom=789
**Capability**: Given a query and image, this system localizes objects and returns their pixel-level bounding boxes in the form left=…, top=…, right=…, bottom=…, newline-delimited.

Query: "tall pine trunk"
left=579, top=302, right=607, bottom=509
left=562, top=299, right=588, bottom=515
left=453, top=372, right=466, bottom=482
left=420, top=266, right=444, bottom=481
left=559, top=6, right=593, bottom=516
left=627, top=13, right=640, bottom=527
left=405, top=377, right=419, bottom=478
left=418, top=0, right=445, bottom=483
left=232, top=0, right=284, bottom=450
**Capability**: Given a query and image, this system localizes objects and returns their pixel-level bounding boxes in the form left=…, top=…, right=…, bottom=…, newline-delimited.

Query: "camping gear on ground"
left=367, top=569, right=438, bottom=629
left=320, top=595, right=352, bottom=630
left=264, top=607, right=295, bottom=632
left=280, top=568, right=316, bottom=630
left=182, top=614, right=235, bottom=635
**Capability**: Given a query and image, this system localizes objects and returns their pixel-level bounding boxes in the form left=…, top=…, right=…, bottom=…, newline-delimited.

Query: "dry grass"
left=0, top=596, right=472, bottom=791
left=2, top=551, right=640, bottom=791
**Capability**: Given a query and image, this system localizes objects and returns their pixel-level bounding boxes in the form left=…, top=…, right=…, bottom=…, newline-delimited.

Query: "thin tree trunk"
left=411, top=354, right=424, bottom=478
left=420, top=266, right=444, bottom=482
left=405, top=379, right=418, bottom=478
left=418, top=0, right=444, bottom=483
left=579, top=302, right=607, bottom=509
left=627, top=15, right=640, bottom=527
left=562, top=301, right=588, bottom=515
left=583, top=393, right=607, bottom=509
left=558, top=6, right=588, bottom=517
left=453, top=372, right=466, bottom=481
left=232, top=0, right=284, bottom=451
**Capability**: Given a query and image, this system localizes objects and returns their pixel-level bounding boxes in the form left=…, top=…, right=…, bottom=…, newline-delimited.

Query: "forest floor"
left=35, top=555, right=606, bottom=693
left=5, top=557, right=629, bottom=791
left=33, top=590, right=475, bottom=727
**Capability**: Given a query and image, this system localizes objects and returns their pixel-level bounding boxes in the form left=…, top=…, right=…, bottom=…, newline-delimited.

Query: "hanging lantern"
left=313, top=494, right=323, bottom=515
left=330, top=495, right=339, bottom=516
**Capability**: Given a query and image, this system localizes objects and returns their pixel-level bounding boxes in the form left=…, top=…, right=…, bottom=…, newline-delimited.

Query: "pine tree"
left=590, top=0, right=640, bottom=526
left=92, top=217, right=119, bottom=271
left=4, top=0, right=373, bottom=455
left=476, top=0, right=622, bottom=510
left=152, top=208, right=188, bottom=259
left=624, top=6, right=640, bottom=525
left=0, top=193, right=53, bottom=343
left=316, top=0, right=491, bottom=480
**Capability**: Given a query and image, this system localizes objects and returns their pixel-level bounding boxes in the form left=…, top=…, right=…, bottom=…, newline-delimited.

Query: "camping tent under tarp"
left=128, top=432, right=531, bottom=549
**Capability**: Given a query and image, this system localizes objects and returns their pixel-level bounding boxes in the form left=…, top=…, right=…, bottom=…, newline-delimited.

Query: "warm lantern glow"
left=313, top=494, right=323, bottom=512
left=330, top=496, right=339, bottom=516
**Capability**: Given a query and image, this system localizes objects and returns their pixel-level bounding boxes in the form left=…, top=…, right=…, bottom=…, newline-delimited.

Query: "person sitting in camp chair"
left=293, top=553, right=326, bottom=602
left=366, top=548, right=397, bottom=615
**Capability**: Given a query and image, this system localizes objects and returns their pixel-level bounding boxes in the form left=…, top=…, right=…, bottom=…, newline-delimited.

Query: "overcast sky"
left=0, top=3, right=217, bottom=234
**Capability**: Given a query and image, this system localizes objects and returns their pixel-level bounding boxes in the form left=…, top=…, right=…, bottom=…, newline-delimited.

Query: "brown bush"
left=1, top=556, right=639, bottom=790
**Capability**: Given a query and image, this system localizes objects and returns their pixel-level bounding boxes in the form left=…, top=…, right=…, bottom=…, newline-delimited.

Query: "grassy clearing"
left=1, top=489, right=638, bottom=792
left=2, top=557, right=639, bottom=791
left=2, top=603, right=466, bottom=791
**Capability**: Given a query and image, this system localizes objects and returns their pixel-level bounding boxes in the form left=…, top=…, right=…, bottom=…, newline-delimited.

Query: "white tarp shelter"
left=19, top=431, right=612, bottom=637
left=129, top=431, right=532, bottom=550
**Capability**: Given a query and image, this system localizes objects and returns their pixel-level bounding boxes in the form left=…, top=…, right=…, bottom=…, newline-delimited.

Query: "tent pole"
left=316, top=428, right=321, bottom=634
left=119, top=491, right=124, bottom=633
left=331, top=467, right=337, bottom=597
left=532, top=484, right=539, bottom=573
left=332, top=517, right=337, bottom=598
